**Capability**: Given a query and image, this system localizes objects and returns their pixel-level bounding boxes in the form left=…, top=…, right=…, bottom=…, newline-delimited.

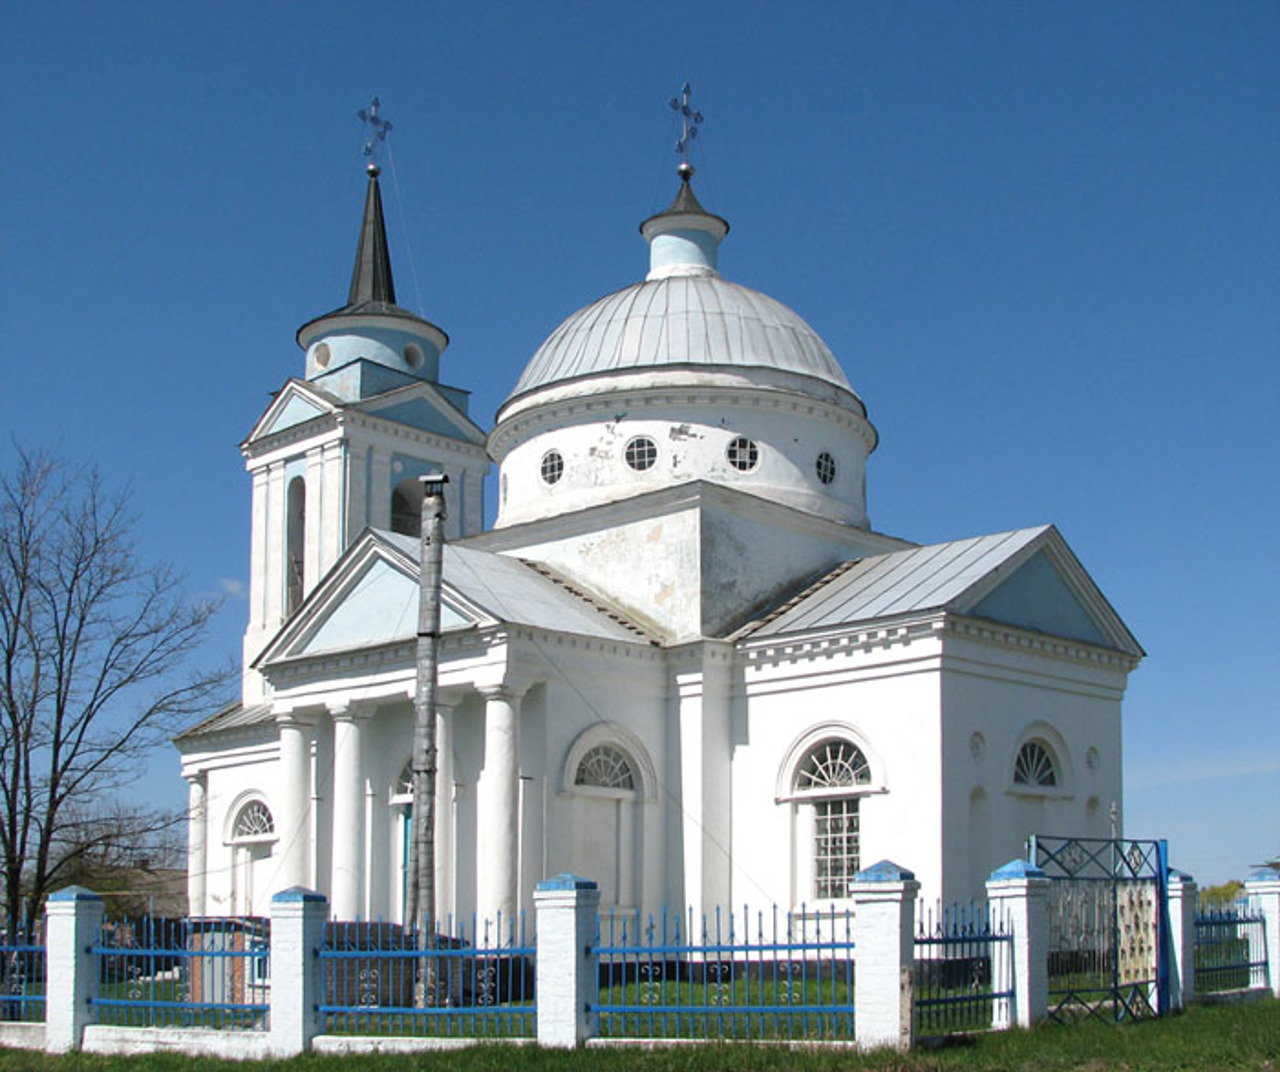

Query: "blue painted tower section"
left=294, top=165, right=451, bottom=405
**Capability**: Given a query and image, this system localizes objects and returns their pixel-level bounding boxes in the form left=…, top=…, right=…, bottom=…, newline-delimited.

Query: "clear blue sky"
left=3, top=2, right=1276, bottom=885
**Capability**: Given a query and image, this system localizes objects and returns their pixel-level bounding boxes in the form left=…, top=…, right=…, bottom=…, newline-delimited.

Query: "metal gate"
left=1030, top=835, right=1169, bottom=1023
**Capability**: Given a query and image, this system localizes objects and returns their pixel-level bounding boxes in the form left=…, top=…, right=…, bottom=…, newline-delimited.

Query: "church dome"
left=505, top=273, right=857, bottom=405
left=489, top=165, right=877, bottom=532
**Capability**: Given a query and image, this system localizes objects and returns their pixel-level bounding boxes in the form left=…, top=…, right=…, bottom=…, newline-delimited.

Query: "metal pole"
left=407, top=474, right=447, bottom=957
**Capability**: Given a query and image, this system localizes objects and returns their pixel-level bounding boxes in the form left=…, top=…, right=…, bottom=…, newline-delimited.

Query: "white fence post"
left=43, top=886, right=104, bottom=1053
left=1244, top=868, right=1280, bottom=997
left=986, top=859, right=1049, bottom=1028
left=1165, top=870, right=1197, bottom=1009
left=850, top=860, right=919, bottom=1052
left=268, top=886, right=328, bottom=1057
left=534, top=874, right=600, bottom=1048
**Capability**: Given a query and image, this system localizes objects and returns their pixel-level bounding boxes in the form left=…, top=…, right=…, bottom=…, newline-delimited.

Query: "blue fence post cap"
left=989, top=858, right=1047, bottom=881
left=853, top=860, right=915, bottom=883
left=48, top=885, right=103, bottom=903
left=271, top=886, right=328, bottom=904
left=536, top=874, right=598, bottom=891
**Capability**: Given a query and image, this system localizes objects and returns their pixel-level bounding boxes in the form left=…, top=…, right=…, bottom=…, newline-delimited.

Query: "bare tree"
left=0, top=448, right=231, bottom=940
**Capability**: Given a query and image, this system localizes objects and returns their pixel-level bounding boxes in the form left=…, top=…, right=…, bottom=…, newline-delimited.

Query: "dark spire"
left=347, top=165, right=397, bottom=309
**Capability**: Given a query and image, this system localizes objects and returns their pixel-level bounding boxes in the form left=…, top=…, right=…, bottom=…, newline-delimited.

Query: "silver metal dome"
left=506, top=274, right=854, bottom=404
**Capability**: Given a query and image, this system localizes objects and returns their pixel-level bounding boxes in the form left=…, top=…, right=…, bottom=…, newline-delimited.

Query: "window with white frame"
left=795, top=739, right=871, bottom=901
left=232, top=800, right=275, bottom=842
left=1013, top=740, right=1058, bottom=788
left=575, top=745, right=636, bottom=791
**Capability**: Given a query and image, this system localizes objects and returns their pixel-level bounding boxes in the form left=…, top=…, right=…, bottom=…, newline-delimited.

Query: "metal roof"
left=505, top=274, right=855, bottom=403
left=750, top=526, right=1051, bottom=637
left=173, top=701, right=274, bottom=742
left=380, top=534, right=651, bottom=642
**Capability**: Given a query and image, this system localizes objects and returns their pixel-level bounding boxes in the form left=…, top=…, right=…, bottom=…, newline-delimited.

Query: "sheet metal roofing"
left=381, top=533, right=650, bottom=642
left=506, top=274, right=854, bottom=402
left=751, top=526, right=1050, bottom=637
left=174, top=701, right=274, bottom=742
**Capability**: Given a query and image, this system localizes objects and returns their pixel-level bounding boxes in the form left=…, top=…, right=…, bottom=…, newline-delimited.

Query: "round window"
left=815, top=452, right=837, bottom=485
left=726, top=436, right=759, bottom=472
left=312, top=342, right=331, bottom=369
left=540, top=449, right=564, bottom=485
left=624, top=436, right=657, bottom=472
left=404, top=343, right=425, bottom=370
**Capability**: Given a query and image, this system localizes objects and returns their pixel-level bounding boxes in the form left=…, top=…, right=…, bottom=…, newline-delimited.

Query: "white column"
left=1166, top=870, right=1197, bottom=1009
left=268, top=888, right=328, bottom=1057
left=534, top=875, right=601, bottom=1048
left=851, top=861, right=920, bottom=1052
left=320, top=439, right=346, bottom=575
left=986, top=859, right=1050, bottom=1028
left=264, top=462, right=286, bottom=628
left=329, top=701, right=369, bottom=920
left=435, top=700, right=456, bottom=923
left=1244, top=868, right=1280, bottom=997
left=44, top=887, right=104, bottom=1053
left=186, top=774, right=208, bottom=918
left=477, top=685, right=522, bottom=933
left=275, top=712, right=314, bottom=892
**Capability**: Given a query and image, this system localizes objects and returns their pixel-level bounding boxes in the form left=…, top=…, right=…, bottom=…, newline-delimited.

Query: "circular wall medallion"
left=969, top=732, right=985, bottom=760
left=313, top=342, right=331, bottom=369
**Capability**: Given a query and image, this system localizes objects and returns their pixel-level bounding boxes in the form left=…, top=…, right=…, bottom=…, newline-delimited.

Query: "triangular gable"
left=357, top=382, right=486, bottom=444
left=950, top=528, right=1142, bottom=656
left=243, top=380, right=338, bottom=445
left=966, top=549, right=1109, bottom=647
left=745, top=525, right=1142, bottom=657
left=255, top=533, right=491, bottom=668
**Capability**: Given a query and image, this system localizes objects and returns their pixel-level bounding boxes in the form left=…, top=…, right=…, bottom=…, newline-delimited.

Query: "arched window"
left=391, top=478, right=423, bottom=538
left=285, top=476, right=306, bottom=613
left=575, top=745, right=635, bottom=791
left=794, top=739, right=871, bottom=902
left=232, top=800, right=275, bottom=841
left=1013, top=740, right=1057, bottom=788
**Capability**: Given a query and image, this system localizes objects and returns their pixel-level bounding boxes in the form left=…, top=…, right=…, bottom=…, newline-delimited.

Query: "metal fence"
left=914, top=902, right=1012, bottom=1036
left=90, top=917, right=269, bottom=1030
left=0, top=923, right=45, bottom=1023
left=1195, top=899, right=1268, bottom=995
left=318, top=914, right=535, bottom=1037
left=590, top=905, right=855, bottom=1041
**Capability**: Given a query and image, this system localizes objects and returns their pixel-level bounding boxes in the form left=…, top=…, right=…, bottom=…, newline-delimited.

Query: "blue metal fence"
left=0, top=923, right=45, bottom=1023
left=1195, top=898, right=1267, bottom=994
left=90, top=916, right=269, bottom=1030
left=590, top=905, right=855, bottom=1040
left=318, top=914, right=535, bottom=1037
left=914, top=902, right=1012, bottom=1036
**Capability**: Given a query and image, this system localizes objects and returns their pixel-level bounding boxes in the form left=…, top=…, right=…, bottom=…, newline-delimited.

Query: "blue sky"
left=3, top=2, right=1276, bottom=885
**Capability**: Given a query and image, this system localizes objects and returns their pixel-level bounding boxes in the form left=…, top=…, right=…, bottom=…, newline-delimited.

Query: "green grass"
left=0, top=996, right=1274, bottom=1070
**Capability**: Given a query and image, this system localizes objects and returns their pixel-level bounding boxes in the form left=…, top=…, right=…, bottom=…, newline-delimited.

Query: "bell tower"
left=238, top=102, right=488, bottom=701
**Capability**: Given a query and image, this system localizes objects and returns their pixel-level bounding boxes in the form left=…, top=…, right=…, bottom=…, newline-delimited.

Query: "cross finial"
left=357, top=96, right=393, bottom=174
left=669, top=82, right=703, bottom=172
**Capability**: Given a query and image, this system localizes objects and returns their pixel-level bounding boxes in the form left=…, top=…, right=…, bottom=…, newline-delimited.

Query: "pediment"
left=255, top=534, right=490, bottom=668
left=357, top=382, right=486, bottom=444
left=953, top=531, right=1142, bottom=656
left=244, top=381, right=338, bottom=445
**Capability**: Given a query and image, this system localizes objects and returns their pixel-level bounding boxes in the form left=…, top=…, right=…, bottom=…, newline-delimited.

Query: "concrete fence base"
left=29, top=864, right=1280, bottom=1057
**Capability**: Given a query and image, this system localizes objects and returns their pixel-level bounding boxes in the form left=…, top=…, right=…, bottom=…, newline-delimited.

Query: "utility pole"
left=406, top=473, right=448, bottom=955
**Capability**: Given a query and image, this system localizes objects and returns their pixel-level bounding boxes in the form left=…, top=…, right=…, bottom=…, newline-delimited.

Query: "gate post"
left=1244, top=868, right=1280, bottom=997
left=1165, top=870, right=1197, bottom=1009
left=851, top=860, right=919, bottom=1052
left=268, top=887, right=328, bottom=1057
left=986, top=860, right=1049, bottom=1028
left=44, top=886, right=103, bottom=1053
left=534, top=874, right=600, bottom=1047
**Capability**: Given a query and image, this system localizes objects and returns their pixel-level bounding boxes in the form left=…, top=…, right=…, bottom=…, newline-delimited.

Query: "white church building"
left=175, top=150, right=1143, bottom=928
